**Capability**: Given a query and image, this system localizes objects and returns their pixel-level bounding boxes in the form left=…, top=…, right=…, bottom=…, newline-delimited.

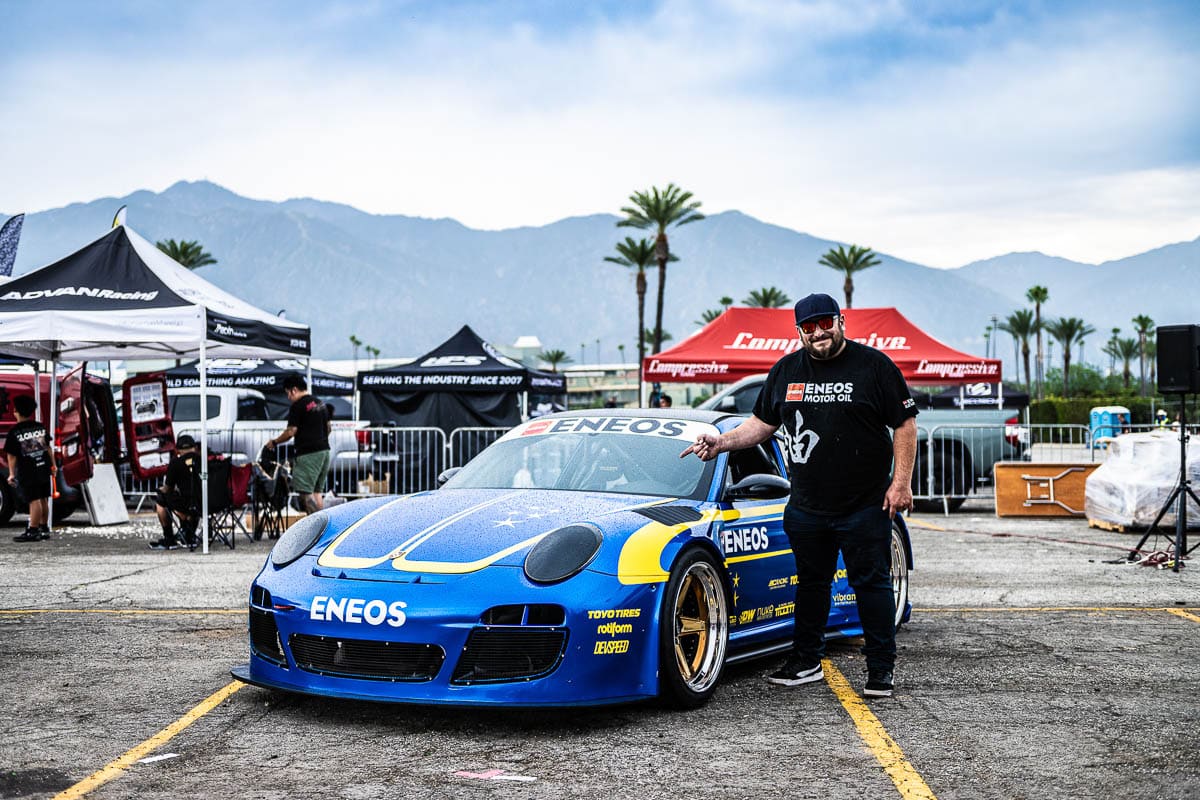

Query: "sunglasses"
left=797, top=316, right=837, bottom=335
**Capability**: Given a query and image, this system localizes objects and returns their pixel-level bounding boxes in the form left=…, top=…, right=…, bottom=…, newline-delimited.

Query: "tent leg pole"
left=49, top=358, right=57, bottom=533
left=200, top=341, right=209, bottom=555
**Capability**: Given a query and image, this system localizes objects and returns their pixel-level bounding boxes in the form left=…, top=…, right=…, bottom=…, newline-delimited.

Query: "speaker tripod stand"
left=1128, top=395, right=1199, bottom=572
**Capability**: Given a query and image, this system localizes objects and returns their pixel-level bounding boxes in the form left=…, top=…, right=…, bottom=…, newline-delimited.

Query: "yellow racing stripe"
left=823, top=660, right=939, bottom=800
left=52, top=680, right=244, bottom=799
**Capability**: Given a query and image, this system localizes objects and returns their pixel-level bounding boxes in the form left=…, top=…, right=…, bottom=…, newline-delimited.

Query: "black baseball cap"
left=794, top=293, right=840, bottom=324
left=175, top=434, right=197, bottom=449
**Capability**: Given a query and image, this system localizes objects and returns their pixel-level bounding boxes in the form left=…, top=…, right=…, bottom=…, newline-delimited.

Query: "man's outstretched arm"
left=681, top=416, right=778, bottom=462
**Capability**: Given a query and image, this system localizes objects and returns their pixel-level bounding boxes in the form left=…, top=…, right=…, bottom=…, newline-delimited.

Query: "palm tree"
left=1113, top=337, right=1139, bottom=390
left=156, top=239, right=216, bottom=270
left=1026, top=285, right=1049, bottom=400
left=743, top=286, right=792, bottom=308
left=1044, top=317, right=1095, bottom=397
left=349, top=334, right=362, bottom=369
left=818, top=244, right=881, bottom=309
left=1107, top=327, right=1121, bottom=375
left=1132, top=314, right=1155, bottom=396
left=642, top=328, right=672, bottom=348
left=997, top=309, right=1035, bottom=395
left=365, top=344, right=380, bottom=368
left=606, top=237, right=664, bottom=404
left=618, top=184, right=704, bottom=355
left=695, top=296, right=734, bottom=327
left=537, top=349, right=572, bottom=372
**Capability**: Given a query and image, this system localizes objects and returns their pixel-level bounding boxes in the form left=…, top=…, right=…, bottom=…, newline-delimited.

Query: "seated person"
left=149, top=434, right=201, bottom=550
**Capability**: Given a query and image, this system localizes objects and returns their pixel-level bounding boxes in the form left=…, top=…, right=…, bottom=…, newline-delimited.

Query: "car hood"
left=311, top=488, right=686, bottom=581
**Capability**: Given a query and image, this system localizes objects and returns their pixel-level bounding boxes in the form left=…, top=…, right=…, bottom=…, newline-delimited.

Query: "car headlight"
left=270, top=512, right=330, bottom=568
left=523, top=524, right=603, bottom=584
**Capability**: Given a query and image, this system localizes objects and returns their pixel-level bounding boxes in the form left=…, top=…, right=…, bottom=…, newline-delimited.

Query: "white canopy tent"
left=0, top=224, right=312, bottom=552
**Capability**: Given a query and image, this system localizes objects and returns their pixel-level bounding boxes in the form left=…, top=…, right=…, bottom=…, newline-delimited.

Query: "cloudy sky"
left=2, top=0, right=1198, bottom=267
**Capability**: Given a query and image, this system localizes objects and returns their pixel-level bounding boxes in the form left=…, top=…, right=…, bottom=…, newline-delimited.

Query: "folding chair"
left=205, top=456, right=239, bottom=550
left=252, top=448, right=291, bottom=541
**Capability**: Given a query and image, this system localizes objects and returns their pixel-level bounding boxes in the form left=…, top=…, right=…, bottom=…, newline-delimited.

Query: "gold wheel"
left=670, top=556, right=728, bottom=694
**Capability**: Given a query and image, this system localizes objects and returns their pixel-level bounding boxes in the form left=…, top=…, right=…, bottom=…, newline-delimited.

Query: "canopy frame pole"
left=48, top=355, right=57, bottom=532
left=200, top=338, right=209, bottom=554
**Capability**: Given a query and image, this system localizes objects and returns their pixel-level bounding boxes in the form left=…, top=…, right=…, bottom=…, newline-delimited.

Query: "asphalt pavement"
left=0, top=504, right=1197, bottom=800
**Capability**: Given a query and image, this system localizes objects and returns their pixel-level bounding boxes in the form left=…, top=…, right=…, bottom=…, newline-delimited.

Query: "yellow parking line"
left=1167, top=609, right=1200, bottom=624
left=0, top=609, right=242, bottom=616
left=904, top=518, right=946, bottom=531
left=52, top=680, right=245, bottom=800
left=823, top=660, right=938, bottom=800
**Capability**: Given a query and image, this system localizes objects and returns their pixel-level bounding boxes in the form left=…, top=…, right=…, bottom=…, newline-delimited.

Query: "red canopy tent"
left=643, top=307, right=1000, bottom=385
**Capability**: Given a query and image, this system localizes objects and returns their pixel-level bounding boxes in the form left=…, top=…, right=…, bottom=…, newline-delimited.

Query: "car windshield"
left=444, top=415, right=718, bottom=500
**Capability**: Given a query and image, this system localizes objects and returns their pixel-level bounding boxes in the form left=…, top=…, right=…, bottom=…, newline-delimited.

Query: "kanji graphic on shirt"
left=783, top=410, right=820, bottom=464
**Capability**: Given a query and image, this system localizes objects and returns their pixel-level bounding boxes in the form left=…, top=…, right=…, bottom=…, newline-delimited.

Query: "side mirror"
left=715, top=395, right=738, bottom=412
left=724, top=473, right=790, bottom=501
left=437, top=467, right=462, bottom=486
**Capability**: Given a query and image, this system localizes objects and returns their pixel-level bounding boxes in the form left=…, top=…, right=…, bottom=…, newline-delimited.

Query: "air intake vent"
left=481, top=604, right=566, bottom=626
left=251, top=585, right=273, bottom=608
left=635, top=505, right=703, bottom=526
left=451, top=628, right=568, bottom=684
left=249, top=609, right=286, bottom=666
left=289, top=634, right=444, bottom=682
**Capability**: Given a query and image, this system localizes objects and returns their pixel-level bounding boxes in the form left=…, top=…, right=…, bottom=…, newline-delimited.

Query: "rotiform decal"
left=1, top=287, right=159, bottom=301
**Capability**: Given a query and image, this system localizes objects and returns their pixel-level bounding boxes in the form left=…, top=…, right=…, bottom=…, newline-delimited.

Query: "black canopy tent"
left=917, top=382, right=1030, bottom=410
left=161, top=358, right=353, bottom=419
left=0, top=224, right=311, bottom=552
left=358, top=325, right=566, bottom=432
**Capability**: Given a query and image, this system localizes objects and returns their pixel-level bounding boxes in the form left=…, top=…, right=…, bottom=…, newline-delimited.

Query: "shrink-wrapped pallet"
left=1084, top=431, right=1200, bottom=528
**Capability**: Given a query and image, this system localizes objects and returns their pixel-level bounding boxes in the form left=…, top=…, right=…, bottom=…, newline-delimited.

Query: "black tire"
left=0, top=481, right=14, bottom=525
left=51, top=499, right=78, bottom=524
left=890, top=522, right=910, bottom=630
left=658, top=548, right=730, bottom=709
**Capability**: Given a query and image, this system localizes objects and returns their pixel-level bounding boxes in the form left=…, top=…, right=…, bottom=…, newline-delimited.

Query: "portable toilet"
left=1090, top=405, right=1131, bottom=448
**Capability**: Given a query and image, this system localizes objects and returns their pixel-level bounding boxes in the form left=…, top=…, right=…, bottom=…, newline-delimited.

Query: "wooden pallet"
left=1088, top=518, right=1130, bottom=533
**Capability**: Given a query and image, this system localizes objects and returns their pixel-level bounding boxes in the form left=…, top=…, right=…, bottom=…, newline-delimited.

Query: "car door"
left=122, top=373, right=174, bottom=480
left=713, top=442, right=794, bottom=642
left=58, top=364, right=93, bottom=486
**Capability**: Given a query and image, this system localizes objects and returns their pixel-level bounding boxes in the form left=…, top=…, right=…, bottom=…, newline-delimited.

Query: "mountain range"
left=5, top=181, right=1196, bottom=378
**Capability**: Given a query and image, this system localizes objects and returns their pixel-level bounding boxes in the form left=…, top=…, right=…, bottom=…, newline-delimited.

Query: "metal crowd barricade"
left=448, top=427, right=511, bottom=469
left=358, top=427, right=447, bottom=497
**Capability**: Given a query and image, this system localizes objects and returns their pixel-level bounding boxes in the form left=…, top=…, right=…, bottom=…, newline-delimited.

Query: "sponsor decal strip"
left=822, top=660, right=939, bottom=800
left=52, top=680, right=244, bottom=800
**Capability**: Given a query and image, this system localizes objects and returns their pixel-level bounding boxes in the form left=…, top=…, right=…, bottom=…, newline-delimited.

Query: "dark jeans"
left=784, top=503, right=896, bottom=673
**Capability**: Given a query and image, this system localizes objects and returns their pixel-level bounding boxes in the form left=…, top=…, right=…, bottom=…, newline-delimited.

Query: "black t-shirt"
left=752, top=340, right=918, bottom=514
left=4, top=420, right=51, bottom=485
left=287, top=394, right=330, bottom=456
left=165, top=451, right=200, bottom=500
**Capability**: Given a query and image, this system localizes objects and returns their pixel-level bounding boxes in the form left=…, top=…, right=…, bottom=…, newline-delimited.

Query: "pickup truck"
left=697, top=374, right=1028, bottom=511
left=167, top=387, right=372, bottom=494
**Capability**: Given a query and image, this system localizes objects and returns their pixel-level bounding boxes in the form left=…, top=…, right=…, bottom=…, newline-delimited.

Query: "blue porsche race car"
left=231, top=409, right=912, bottom=708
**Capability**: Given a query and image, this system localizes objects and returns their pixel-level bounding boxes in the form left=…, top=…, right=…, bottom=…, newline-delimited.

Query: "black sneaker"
left=148, top=538, right=179, bottom=551
left=766, top=658, right=824, bottom=686
left=13, top=529, right=40, bottom=543
left=37, top=526, right=50, bottom=540
left=864, top=670, right=894, bottom=697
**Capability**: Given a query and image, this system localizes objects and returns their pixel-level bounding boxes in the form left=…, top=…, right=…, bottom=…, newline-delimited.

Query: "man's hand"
left=681, top=433, right=722, bottom=462
left=264, top=440, right=276, bottom=450
left=882, top=480, right=913, bottom=519
left=6, top=475, right=15, bottom=486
